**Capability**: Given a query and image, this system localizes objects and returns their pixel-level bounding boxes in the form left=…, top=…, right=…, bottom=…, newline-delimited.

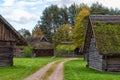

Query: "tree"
left=37, top=5, right=60, bottom=41
left=90, top=2, right=120, bottom=15
left=18, top=28, right=31, bottom=37
left=90, top=2, right=109, bottom=14
left=53, top=24, right=72, bottom=46
left=32, top=26, right=43, bottom=36
left=73, top=7, right=90, bottom=47
left=59, top=7, right=69, bottom=25
left=68, top=4, right=77, bottom=26
left=35, top=3, right=120, bottom=42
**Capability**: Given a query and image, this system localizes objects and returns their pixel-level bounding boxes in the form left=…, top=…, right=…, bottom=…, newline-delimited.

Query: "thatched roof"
left=0, top=15, right=27, bottom=45
left=57, top=41, right=76, bottom=51
left=83, top=15, right=120, bottom=55
left=57, top=44, right=76, bottom=51
left=26, top=36, right=54, bottom=49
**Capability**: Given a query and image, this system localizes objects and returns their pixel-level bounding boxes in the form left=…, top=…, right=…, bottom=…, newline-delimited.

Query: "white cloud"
left=1, top=0, right=120, bottom=32
left=16, top=0, right=42, bottom=7
left=2, top=0, right=15, bottom=6
left=96, top=0, right=120, bottom=9
left=4, top=9, right=37, bottom=24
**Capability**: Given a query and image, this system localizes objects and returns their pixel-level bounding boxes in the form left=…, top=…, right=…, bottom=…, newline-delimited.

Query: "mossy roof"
left=94, top=23, right=120, bottom=54
left=89, top=15, right=120, bottom=55
left=56, top=44, right=77, bottom=51
left=26, top=36, right=54, bottom=49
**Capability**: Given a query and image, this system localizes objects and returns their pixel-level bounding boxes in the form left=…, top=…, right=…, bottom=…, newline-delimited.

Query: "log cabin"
left=83, top=15, right=120, bottom=72
left=26, top=36, right=54, bottom=57
left=0, top=15, right=27, bottom=66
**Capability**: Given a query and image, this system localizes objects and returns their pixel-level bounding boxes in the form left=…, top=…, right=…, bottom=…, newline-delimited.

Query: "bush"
left=23, top=45, right=33, bottom=57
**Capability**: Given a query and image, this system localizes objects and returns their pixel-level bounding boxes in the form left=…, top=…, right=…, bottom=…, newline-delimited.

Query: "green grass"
left=64, top=58, right=120, bottom=80
left=0, top=57, right=63, bottom=80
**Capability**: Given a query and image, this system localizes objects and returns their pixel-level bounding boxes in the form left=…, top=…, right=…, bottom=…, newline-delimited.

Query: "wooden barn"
left=26, top=36, right=54, bottom=57
left=0, top=15, right=27, bottom=66
left=83, top=15, right=120, bottom=72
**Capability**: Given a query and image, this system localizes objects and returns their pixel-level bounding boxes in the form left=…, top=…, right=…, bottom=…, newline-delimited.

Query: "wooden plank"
left=0, top=59, right=13, bottom=66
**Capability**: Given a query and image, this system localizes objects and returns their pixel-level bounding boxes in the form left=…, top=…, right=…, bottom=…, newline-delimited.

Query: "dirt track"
left=24, top=58, right=77, bottom=80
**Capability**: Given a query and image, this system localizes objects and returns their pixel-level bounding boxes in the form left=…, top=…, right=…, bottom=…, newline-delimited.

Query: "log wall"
left=0, top=41, right=15, bottom=66
left=88, top=36, right=103, bottom=71
left=34, top=49, right=54, bottom=57
left=106, top=57, right=120, bottom=72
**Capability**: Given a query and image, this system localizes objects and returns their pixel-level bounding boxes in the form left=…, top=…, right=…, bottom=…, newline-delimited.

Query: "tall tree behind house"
left=35, top=3, right=120, bottom=42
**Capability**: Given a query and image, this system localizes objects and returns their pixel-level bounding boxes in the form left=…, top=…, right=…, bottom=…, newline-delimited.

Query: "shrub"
left=23, top=45, right=33, bottom=57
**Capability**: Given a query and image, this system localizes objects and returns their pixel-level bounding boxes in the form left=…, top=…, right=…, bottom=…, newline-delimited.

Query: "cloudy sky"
left=0, top=0, right=120, bottom=33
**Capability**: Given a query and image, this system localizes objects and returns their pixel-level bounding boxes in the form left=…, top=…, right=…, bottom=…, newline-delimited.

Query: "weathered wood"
left=83, top=15, right=120, bottom=72
left=0, top=15, right=26, bottom=66
left=34, top=49, right=54, bottom=57
left=0, top=41, right=14, bottom=66
left=0, top=22, right=16, bottom=41
left=87, top=36, right=103, bottom=71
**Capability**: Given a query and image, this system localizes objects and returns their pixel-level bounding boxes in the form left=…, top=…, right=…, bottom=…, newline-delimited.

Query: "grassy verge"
left=64, top=58, right=120, bottom=80
left=0, top=57, right=63, bottom=80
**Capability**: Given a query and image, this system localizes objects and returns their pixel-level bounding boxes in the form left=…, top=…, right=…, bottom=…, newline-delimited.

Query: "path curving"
left=24, top=58, right=77, bottom=80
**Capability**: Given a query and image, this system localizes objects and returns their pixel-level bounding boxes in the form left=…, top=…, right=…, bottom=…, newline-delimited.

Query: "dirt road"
left=24, top=58, right=77, bottom=80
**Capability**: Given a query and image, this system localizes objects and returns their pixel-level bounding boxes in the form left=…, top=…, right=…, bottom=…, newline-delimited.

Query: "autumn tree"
left=53, top=24, right=72, bottom=46
left=32, top=26, right=43, bottom=36
left=73, top=7, right=90, bottom=47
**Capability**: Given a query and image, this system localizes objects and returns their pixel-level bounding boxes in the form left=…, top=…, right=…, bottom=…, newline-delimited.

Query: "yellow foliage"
left=73, top=7, right=90, bottom=47
left=32, top=27, right=43, bottom=36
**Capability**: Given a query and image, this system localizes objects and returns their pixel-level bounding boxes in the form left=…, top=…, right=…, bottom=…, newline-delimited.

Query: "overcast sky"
left=0, top=0, right=120, bottom=32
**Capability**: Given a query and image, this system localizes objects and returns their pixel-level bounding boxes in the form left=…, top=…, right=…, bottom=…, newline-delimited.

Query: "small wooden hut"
left=83, top=15, right=120, bottom=72
left=0, top=15, right=27, bottom=66
left=26, top=36, right=54, bottom=57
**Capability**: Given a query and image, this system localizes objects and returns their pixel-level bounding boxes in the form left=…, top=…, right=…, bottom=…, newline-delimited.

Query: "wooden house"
left=26, top=36, right=54, bottom=57
left=0, top=15, right=27, bottom=66
left=83, top=15, right=120, bottom=72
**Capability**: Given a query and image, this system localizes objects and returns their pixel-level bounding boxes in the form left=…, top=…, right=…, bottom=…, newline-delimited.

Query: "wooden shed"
left=0, top=15, right=27, bottom=66
left=83, top=15, right=120, bottom=72
left=26, top=36, right=54, bottom=57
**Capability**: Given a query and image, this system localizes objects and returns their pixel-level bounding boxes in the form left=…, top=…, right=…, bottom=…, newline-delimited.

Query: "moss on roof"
left=56, top=44, right=77, bottom=51
left=94, top=23, right=120, bottom=54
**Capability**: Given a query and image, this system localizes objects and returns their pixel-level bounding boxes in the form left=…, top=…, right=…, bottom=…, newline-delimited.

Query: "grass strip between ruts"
left=40, top=59, right=67, bottom=80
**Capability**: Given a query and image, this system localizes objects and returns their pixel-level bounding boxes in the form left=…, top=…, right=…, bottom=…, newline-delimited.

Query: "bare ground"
left=24, top=58, right=77, bottom=80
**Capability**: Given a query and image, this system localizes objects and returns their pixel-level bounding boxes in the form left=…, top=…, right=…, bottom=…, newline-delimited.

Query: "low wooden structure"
left=26, top=36, right=54, bottom=57
left=56, top=41, right=81, bottom=57
left=15, top=46, right=24, bottom=57
left=83, top=15, right=120, bottom=72
left=0, top=15, right=27, bottom=66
